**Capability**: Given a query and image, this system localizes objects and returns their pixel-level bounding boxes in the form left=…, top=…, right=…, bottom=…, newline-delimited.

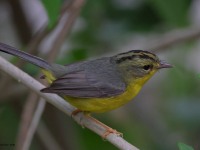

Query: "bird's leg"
left=71, top=109, right=82, bottom=117
left=85, top=114, right=123, bottom=139
left=71, top=109, right=122, bottom=138
left=71, top=109, right=86, bottom=128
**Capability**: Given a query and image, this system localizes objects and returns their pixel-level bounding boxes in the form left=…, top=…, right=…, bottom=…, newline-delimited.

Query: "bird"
left=0, top=42, right=172, bottom=137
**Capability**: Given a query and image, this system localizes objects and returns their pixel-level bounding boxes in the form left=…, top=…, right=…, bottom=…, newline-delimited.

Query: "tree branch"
left=36, top=121, right=63, bottom=150
left=0, top=57, right=139, bottom=150
left=16, top=1, right=86, bottom=149
left=47, top=0, right=85, bottom=61
left=150, top=26, right=200, bottom=52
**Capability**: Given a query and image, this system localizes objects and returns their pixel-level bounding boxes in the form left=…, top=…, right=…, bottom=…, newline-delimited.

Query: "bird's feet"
left=71, top=109, right=82, bottom=117
left=71, top=109, right=123, bottom=139
left=102, top=127, right=123, bottom=139
left=71, top=109, right=85, bottom=128
left=85, top=115, right=123, bottom=139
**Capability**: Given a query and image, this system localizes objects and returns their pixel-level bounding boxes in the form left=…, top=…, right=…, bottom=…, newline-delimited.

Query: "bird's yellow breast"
left=64, top=82, right=141, bottom=113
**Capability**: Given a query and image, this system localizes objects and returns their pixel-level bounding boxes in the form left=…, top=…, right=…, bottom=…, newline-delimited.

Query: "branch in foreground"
left=0, top=56, right=139, bottom=150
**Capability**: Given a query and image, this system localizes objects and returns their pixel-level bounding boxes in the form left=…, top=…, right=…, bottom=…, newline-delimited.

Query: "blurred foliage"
left=150, top=0, right=191, bottom=26
left=0, top=105, right=19, bottom=144
left=71, top=0, right=191, bottom=53
left=72, top=0, right=163, bottom=52
left=178, top=142, right=194, bottom=150
left=0, top=0, right=199, bottom=150
left=41, top=0, right=62, bottom=29
left=57, top=48, right=88, bottom=64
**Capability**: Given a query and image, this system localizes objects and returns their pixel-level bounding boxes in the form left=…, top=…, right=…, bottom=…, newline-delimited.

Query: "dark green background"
left=0, top=0, right=198, bottom=150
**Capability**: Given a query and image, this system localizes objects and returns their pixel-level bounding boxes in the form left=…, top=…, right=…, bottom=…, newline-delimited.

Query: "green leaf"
left=178, top=142, right=194, bottom=150
left=41, top=0, right=62, bottom=29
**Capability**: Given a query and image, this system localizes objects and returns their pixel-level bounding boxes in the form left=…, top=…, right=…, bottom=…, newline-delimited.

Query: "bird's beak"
left=158, top=61, right=173, bottom=69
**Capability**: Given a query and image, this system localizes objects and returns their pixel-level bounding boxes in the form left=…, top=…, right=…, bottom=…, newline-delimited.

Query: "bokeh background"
left=0, top=0, right=199, bottom=150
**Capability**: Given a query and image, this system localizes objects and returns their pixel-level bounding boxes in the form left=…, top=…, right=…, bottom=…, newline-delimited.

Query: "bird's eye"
left=143, top=65, right=152, bottom=71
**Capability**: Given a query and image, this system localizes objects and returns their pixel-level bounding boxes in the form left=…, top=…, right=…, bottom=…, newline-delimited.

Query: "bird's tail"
left=0, top=42, right=51, bottom=70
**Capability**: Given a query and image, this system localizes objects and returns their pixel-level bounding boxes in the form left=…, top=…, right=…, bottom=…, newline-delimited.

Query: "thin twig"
left=0, top=86, right=26, bottom=102
left=0, top=55, right=139, bottom=150
left=15, top=93, right=39, bottom=150
left=150, top=26, right=200, bottom=52
left=14, top=27, right=50, bottom=150
left=22, top=99, right=46, bottom=150
left=47, top=0, right=85, bottom=61
left=37, top=121, right=63, bottom=150
left=16, top=1, right=85, bottom=150
left=14, top=17, right=50, bottom=150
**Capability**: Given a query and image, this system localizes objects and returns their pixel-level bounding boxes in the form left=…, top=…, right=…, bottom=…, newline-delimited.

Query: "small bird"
left=0, top=42, right=172, bottom=137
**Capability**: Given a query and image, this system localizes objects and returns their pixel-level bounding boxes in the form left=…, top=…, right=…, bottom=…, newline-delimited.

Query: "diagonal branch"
left=47, top=0, right=85, bottom=61
left=0, top=55, right=139, bottom=150
left=151, top=26, right=200, bottom=52
left=16, top=1, right=85, bottom=150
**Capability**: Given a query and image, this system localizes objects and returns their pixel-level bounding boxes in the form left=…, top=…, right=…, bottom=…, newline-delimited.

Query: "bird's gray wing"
left=41, top=70, right=126, bottom=98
